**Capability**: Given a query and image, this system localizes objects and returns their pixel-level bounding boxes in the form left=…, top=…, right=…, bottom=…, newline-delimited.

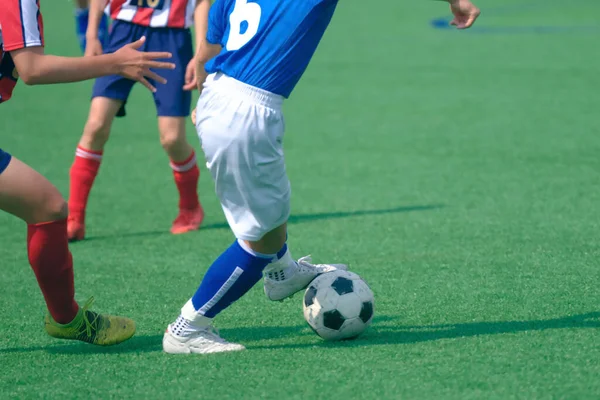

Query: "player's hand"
left=84, top=37, right=104, bottom=57
left=113, top=36, right=176, bottom=92
left=448, top=0, right=480, bottom=29
left=183, top=57, right=198, bottom=91
left=191, top=108, right=197, bottom=125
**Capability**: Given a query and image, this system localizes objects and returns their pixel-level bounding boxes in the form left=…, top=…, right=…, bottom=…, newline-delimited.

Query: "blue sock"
left=191, top=240, right=282, bottom=318
left=98, top=13, right=110, bottom=48
left=75, top=9, right=109, bottom=53
left=74, top=8, right=89, bottom=53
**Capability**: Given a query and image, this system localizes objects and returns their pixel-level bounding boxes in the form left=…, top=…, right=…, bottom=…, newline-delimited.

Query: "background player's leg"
left=157, top=117, right=203, bottom=235
left=151, top=27, right=202, bottom=235
left=69, top=20, right=138, bottom=240
left=68, top=97, right=123, bottom=241
left=79, top=97, right=122, bottom=151
left=158, top=117, right=193, bottom=161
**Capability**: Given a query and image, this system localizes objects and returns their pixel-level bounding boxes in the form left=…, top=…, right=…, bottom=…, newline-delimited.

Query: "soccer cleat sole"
left=162, top=331, right=245, bottom=355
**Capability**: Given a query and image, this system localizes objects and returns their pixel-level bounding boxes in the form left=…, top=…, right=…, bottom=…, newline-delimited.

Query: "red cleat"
left=67, top=217, right=86, bottom=242
left=171, top=206, right=204, bottom=235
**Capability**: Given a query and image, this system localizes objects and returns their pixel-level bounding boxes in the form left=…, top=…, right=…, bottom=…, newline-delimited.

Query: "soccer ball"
left=303, top=270, right=375, bottom=341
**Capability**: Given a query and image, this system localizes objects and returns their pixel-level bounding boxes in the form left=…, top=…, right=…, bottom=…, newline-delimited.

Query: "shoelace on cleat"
left=64, top=297, right=101, bottom=343
left=297, top=256, right=336, bottom=273
left=204, top=326, right=228, bottom=344
left=80, top=297, right=101, bottom=338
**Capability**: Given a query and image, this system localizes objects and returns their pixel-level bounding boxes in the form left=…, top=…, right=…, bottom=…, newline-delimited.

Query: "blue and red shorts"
left=0, top=148, right=12, bottom=174
left=91, top=20, right=193, bottom=117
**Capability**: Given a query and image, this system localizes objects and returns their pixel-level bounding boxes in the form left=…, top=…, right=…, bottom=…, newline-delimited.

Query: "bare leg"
left=158, top=116, right=194, bottom=162
left=0, top=157, right=67, bottom=224
left=79, top=97, right=122, bottom=152
left=245, top=223, right=287, bottom=255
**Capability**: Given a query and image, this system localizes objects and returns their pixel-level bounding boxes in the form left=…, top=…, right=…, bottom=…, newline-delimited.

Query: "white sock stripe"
left=76, top=148, right=103, bottom=162
left=170, top=154, right=197, bottom=172
left=198, top=267, right=244, bottom=315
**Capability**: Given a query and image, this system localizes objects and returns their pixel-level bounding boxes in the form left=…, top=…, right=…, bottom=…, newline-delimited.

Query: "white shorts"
left=195, top=73, right=291, bottom=241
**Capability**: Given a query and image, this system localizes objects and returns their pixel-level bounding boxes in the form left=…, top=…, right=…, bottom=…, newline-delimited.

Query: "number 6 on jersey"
left=226, top=0, right=262, bottom=51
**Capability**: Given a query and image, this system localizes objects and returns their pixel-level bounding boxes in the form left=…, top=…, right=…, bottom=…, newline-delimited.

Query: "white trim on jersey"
left=21, top=0, right=42, bottom=47
left=184, top=0, right=195, bottom=30
left=116, top=2, right=138, bottom=23
left=149, top=0, right=171, bottom=27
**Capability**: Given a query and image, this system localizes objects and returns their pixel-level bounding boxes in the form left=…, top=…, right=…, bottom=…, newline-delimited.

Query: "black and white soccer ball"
left=303, top=270, right=375, bottom=341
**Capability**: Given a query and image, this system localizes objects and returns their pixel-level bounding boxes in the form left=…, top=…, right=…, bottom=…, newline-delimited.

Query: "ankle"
left=68, top=211, right=85, bottom=223
left=169, top=314, right=211, bottom=337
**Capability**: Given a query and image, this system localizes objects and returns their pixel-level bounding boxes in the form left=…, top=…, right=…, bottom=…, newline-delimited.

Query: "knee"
left=159, top=130, right=186, bottom=152
left=82, top=116, right=111, bottom=147
left=36, top=192, right=68, bottom=224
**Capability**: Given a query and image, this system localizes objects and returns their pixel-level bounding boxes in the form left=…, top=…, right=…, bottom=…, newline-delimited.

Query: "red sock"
left=27, top=219, right=79, bottom=324
left=69, top=146, right=102, bottom=222
left=171, top=151, right=200, bottom=210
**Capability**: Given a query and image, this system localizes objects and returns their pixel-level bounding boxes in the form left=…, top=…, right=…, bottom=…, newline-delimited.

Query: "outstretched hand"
left=448, top=0, right=480, bottom=29
left=113, top=36, right=176, bottom=92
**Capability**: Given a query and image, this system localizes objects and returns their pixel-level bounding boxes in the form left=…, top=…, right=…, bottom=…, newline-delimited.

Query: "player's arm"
left=193, top=0, right=225, bottom=92
left=193, top=0, right=211, bottom=54
left=440, top=0, right=480, bottom=29
left=190, top=39, right=220, bottom=124
left=85, top=0, right=108, bottom=56
left=183, top=0, right=212, bottom=91
left=194, top=40, right=222, bottom=92
left=11, top=37, right=174, bottom=92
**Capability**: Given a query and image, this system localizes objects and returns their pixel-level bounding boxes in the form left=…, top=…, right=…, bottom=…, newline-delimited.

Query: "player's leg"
left=67, top=96, right=123, bottom=241
left=68, top=20, right=136, bottom=241
left=73, top=0, right=109, bottom=53
left=162, top=87, right=280, bottom=354
left=163, top=80, right=345, bottom=354
left=158, top=117, right=203, bottom=234
left=152, top=27, right=203, bottom=235
left=0, top=151, right=135, bottom=345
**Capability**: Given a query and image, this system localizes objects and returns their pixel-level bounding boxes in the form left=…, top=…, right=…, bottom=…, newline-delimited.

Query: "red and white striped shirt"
left=108, top=0, right=196, bottom=29
left=0, top=0, right=45, bottom=104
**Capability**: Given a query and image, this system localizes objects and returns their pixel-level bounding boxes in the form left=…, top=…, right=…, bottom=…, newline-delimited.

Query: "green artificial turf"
left=1, top=0, right=600, bottom=398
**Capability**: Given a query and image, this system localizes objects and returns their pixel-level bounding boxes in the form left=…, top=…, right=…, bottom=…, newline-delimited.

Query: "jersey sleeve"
left=206, top=0, right=225, bottom=45
left=0, top=0, right=45, bottom=52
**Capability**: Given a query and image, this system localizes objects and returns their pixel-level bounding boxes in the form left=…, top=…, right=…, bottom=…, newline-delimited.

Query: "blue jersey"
left=205, top=0, right=339, bottom=98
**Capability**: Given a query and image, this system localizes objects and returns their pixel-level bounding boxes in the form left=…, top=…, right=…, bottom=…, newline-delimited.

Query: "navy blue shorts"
left=91, top=20, right=193, bottom=117
left=0, top=148, right=12, bottom=175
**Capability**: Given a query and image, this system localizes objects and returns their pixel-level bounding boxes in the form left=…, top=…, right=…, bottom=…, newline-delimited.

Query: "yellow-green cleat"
left=44, top=297, right=136, bottom=346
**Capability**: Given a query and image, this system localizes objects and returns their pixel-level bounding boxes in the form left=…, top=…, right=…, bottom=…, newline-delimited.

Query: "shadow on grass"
left=2, top=313, right=599, bottom=355
left=244, top=312, right=600, bottom=350
left=80, top=204, right=442, bottom=242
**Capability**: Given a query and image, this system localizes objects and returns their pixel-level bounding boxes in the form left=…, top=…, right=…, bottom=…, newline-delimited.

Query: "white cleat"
left=264, top=256, right=348, bottom=302
left=163, top=326, right=245, bottom=354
